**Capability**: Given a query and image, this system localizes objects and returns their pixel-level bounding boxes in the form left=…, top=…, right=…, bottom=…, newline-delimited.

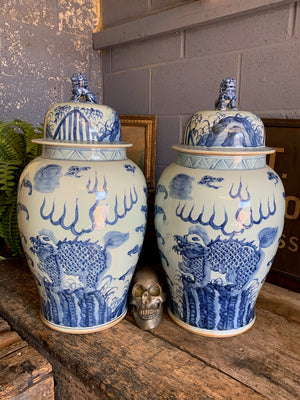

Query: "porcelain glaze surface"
left=184, top=110, right=266, bottom=149
left=18, top=100, right=147, bottom=333
left=155, top=79, right=285, bottom=337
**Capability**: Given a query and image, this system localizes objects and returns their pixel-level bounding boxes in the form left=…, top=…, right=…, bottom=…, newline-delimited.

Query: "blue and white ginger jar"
left=17, top=85, right=147, bottom=333
left=155, top=78, right=285, bottom=337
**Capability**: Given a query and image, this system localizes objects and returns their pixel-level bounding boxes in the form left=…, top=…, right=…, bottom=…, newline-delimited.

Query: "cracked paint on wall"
left=0, top=0, right=102, bottom=126
left=58, top=0, right=99, bottom=35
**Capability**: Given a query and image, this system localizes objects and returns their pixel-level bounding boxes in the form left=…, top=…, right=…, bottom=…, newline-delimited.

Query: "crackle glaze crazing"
left=155, top=160, right=285, bottom=336
left=18, top=102, right=147, bottom=333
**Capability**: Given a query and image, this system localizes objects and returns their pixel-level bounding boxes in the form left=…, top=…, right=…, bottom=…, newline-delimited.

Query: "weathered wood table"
left=0, top=258, right=299, bottom=400
left=0, top=316, right=54, bottom=399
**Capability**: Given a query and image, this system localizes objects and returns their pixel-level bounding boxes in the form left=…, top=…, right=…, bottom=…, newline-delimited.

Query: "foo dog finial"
left=71, top=72, right=97, bottom=103
left=215, top=78, right=238, bottom=111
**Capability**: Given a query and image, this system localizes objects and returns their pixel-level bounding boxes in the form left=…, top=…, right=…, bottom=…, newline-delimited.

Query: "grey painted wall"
left=0, top=0, right=102, bottom=127
left=100, top=1, right=300, bottom=183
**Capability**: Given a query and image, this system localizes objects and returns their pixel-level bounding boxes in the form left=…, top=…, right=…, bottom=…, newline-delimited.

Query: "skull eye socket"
left=149, top=284, right=161, bottom=296
left=132, top=284, right=143, bottom=298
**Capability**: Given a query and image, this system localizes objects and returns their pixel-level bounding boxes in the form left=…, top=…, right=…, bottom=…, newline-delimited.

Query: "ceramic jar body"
left=18, top=151, right=147, bottom=333
left=155, top=154, right=285, bottom=337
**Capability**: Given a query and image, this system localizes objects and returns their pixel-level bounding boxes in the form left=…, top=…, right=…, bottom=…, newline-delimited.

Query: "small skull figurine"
left=130, top=266, right=166, bottom=330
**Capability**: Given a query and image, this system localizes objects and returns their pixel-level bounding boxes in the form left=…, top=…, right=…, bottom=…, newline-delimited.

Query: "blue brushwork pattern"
left=17, top=203, right=29, bottom=220
left=128, top=244, right=141, bottom=256
left=154, top=205, right=166, bottom=222
left=29, top=231, right=130, bottom=327
left=185, top=112, right=264, bottom=148
left=65, top=166, right=91, bottom=178
left=36, top=167, right=140, bottom=234
left=156, top=184, right=168, bottom=199
left=33, top=164, right=63, bottom=193
left=20, top=178, right=33, bottom=195
left=46, top=105, right=122, bottom=143
left=124, top=164, right=136, bottom=174
left=169, top=174, right=194, bottom=200
left=135, top=224, right=145, bottom=234
left=170, top=225, right=278, bottom=330
left=176, top=189, right=276, bottom=236
left=40, top=197, right=93, bottom=236
left=267, top=171, right=279, bottom=185
left=106, top=186, right=139, bottom=226
left=198, top=175, right=224, bottom=189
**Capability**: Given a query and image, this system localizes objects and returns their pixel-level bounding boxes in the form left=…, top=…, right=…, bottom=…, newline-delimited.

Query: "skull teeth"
left=139, top=309, right=160, bottom=319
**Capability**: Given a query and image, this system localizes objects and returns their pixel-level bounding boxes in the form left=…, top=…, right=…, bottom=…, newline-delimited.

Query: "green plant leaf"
left=0, top=162, right=22, bottom=198
left=0, top=197, right=23, bottom=256
left=0, top=119, right=43, bottom=256
left=0, top=128, right=26, bottom=162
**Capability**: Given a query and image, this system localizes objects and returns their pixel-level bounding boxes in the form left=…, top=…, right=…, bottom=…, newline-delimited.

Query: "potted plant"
left=0, top=119, right=43, bottom=257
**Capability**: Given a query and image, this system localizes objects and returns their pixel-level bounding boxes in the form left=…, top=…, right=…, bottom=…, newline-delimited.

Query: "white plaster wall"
left=0, top=0, right=102, bottom=127
left=100, top=1, right=300, bottom=182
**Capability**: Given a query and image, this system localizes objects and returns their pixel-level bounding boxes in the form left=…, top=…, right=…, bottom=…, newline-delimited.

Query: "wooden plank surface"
left=257, top=281, right=300, bottom=323
left=0, top=258, right=267, bottom=400
left=0, top=258, right=299, bottom=399
left=0, top=345, right=54, bottom=400
left=0, top=315, right=54, bottom=400
left=145, top=310, right=300, bottom=400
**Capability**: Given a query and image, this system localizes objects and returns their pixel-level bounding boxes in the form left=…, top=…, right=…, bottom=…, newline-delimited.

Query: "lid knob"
left=71, top=72, right=97, bottom=104
left=215, top=78, right=238, bottom=111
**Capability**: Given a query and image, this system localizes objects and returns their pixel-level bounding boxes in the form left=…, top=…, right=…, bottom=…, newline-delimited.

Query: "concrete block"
left=151, top=54, right=239, bottom=115
left=101, top=0, right=148, bottom=28
left=151, top=0, right=192, bottom=12
left=102, top=49, right=112, bottom=74
left=240, top=40, right=300, bottom=112
left=111, top=32, right=181, bottom=71
left=156, top=116, right=181, bottom=167
left=295, top=2, right=300, bottom=39
left=103, top=69, right=150, bottom=114
left=186, top=4, right=291, bottom=58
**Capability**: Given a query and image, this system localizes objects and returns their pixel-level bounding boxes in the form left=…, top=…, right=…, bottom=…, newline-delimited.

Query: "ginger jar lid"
left=173, top=78, right=274, bottom=156
left=32, top=73, right=131, bottom=149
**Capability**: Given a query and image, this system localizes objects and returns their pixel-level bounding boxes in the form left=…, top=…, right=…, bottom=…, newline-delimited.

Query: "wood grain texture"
left=0, top=345, right=53, bottom=399
left=0, top=258, right=299, bottom=399
left=257, top=282, right=300, bottom=323
left=0, top=315, right=54, bottom=400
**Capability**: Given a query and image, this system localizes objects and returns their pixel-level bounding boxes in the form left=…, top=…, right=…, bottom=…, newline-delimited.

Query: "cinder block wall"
left=0, top=0, right=102, bottom=127
left=100, top=1, right=300, bottom=183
